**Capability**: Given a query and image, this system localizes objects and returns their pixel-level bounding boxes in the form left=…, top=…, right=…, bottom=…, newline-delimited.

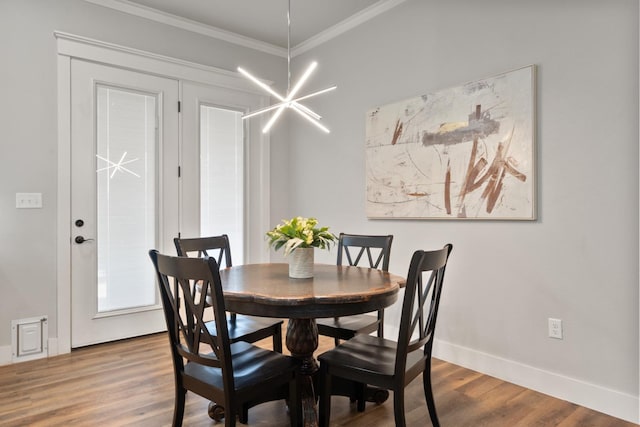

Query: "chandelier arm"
left=289, top=103, right=319, bottom=121
left=238, top=67, right=287, bottom=102
left=262, top=105, right=287, bottom=133
left=290, top=105, right=330, bottom=133
left=243, top=100, right=322, bottom=121
left=292, top=85, right=337, bottom=103
left=290, top=102, right=321, bottom=120
left=286, top=61, right=317, bottom=101
left=288, top=86, right=338, bottom=119
left=242, top=101, right=289, bottom=120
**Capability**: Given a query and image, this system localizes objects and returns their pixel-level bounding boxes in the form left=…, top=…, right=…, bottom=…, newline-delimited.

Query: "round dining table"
left=219, top=263, right=405, bottom=426
left=220, top=263, right=404, bottom=372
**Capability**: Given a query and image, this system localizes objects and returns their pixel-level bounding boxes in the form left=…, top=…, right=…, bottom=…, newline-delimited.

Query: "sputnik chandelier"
left=237, top=0, right=336, bottom=133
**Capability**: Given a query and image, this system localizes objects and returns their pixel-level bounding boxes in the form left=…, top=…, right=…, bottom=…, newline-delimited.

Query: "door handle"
left=75, top=236, right=95, bottom=244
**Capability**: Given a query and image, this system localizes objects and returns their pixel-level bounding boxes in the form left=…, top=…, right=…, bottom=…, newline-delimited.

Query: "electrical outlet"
left=548, top=318, right=563, bottom=339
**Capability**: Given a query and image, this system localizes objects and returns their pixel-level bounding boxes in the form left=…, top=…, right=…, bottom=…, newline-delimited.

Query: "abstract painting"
left=365, top=65, right=535, bottom=220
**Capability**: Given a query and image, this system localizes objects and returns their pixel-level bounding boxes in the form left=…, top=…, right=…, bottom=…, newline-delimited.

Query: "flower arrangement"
left=266, top=216, right=337, bottom=256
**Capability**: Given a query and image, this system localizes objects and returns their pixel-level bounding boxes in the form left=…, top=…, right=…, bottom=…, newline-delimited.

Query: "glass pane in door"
left=200, top=105, right=244, bottom=264
left=96, top=86, right=157, bottom=312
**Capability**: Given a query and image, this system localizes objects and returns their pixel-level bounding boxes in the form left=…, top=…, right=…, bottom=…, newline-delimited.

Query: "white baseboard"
left=48, top=338, right=59, bottom=357
left=0, top=338, right=58, bottom=367
left=433, top=339, right=639, bottom=424
left=0, top=345, right=11, bottom=366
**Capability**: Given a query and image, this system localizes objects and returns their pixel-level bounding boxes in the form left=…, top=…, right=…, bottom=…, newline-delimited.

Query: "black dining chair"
left=316, top=233, right=393, bottom=346
left=149, top=250, right=301, bottom=427
left=318, top=244, right=453, bottom=427
left=174, top=235, right=283, bottom=352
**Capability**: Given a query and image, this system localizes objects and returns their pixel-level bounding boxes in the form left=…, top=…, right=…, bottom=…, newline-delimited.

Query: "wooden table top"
left=220, top=263, right=405, bottom=319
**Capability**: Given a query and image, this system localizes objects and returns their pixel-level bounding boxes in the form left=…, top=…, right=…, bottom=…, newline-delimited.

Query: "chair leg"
left=377, top=309, right=385, bottom=338
left=333, top=336, right=340, bottom=347
left=423, top=362, right=440, bottom=427
left=173, top=388, right=186, bottom=427
left=274, top=325, right=283, bottom=353
left=239, top=403, right=249, bottom=424
left=224, top=407, right=237, bottom=427
left=318, top=364, right=332, bottom=427
left=356, top=382, right=366, bottom=412
left=393, top=387, right=406, bottom=427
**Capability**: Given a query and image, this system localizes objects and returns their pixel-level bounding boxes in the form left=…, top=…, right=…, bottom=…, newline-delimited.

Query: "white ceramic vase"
left=288, top=247, right=314, bottom=279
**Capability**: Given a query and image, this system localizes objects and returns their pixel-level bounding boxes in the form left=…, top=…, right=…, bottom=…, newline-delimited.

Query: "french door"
left=70, top=60, right=179, bottom=347
left=67, top=55, right=269, bottom=348
left=181, top=81, right=269, bottom=264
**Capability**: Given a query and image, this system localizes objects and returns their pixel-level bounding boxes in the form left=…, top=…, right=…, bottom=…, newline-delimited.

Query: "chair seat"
left=185, top=341, right=298, bottom=395
left=318, top=334, right=426, bottom=385
left=206, top=315, right=283, bottom=344
left=316, top=314, right=379, bottom=340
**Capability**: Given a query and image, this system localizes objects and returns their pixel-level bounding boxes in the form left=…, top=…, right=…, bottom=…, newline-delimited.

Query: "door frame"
left=56, top=32, right=271, bottom=354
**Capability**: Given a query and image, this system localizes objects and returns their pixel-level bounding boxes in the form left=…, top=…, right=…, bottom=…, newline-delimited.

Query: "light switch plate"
left=16, top=193, right=42, bottom=209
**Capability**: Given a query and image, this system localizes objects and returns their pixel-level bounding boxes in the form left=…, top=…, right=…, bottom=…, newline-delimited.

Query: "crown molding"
left=82, top=0, right=287, bottom=57
left=83, top=0, right=406, bottom=58
left=292, top=0, right=408, bottom=56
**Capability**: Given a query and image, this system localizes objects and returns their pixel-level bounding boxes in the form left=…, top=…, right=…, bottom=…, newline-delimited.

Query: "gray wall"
left=284, top=0, right=639, bottom=421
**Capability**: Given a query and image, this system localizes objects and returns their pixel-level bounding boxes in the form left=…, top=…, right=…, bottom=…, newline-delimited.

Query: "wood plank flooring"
left=0, top=331, right=636, bottom=427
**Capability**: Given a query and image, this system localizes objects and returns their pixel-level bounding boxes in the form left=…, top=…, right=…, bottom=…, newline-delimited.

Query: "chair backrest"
left=174, top=235, right=232, bottom=268
left=395, top=244, right=453, bottom=375
left=148, top=250, right=235, bottom=392
left=337, top=233, right=393, bottom=271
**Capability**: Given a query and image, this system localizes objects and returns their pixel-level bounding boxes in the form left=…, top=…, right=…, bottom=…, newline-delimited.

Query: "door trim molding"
left=55, top=32, right=273, bottom=92
left=56, top=32, right=271, bottom=354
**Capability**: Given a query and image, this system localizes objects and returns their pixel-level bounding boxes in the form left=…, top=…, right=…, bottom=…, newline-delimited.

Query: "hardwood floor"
left=0, top=332, right=635, bottom=427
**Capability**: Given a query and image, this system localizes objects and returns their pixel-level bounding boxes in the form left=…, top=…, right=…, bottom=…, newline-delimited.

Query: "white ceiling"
left=87, top=0, right=406, bottom=55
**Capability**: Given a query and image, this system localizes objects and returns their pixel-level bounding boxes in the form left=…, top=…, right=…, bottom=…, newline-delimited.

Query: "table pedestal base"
left=286, top=318, right=319, bottom=375
left=285, top=318, right=390, bottom=425
left=286, top=319, right=320, bottom=426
